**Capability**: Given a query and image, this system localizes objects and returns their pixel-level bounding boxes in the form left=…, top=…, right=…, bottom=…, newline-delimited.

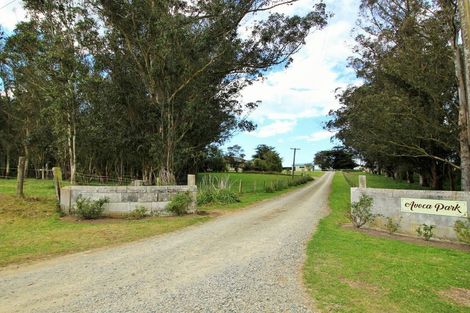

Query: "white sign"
left=401, top=198, right=467, bottom=217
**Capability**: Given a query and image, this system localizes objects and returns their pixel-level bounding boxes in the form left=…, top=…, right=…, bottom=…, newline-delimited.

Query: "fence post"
left=359, top=175, right=367, bottom=188
left=52, top=167, right=63, bottom=202
left=239, top=180, right=242, bottom=193
left=16, top=156, right=25, bottom=197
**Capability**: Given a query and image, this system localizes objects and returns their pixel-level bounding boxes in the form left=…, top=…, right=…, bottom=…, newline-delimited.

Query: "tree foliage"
left=0, top=0, right=328, bottom=183
left=249, top=144, right=283, bottom=172
left=314, top=146, right=357, bottom=170
left=327, top=0, right=463, bottom=190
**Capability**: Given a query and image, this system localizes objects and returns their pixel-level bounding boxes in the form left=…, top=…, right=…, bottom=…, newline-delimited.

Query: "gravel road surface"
left=0, top=172, right=333, bottom=313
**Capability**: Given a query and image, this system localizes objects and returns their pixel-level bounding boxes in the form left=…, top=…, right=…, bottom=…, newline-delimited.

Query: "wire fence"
left=197, top=173, right=313, bottom=194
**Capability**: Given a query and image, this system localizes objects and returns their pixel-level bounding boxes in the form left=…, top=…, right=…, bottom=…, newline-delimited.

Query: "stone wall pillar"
left=187, top=174, right=197, bottom=213
left=187, top=174, right=196, bottom=186
left=359, top=175, right=367, bottom=188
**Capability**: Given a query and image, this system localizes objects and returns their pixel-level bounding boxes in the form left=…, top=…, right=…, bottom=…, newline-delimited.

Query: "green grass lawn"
left=304, top=173, right=470, bottom=313
left=197, top=171, right=320, bottom=193
left=342, top=171, right=426, bottom=189
left=0, top=178, right=60, bottom=197
left=0, top=173, right=316, bottom=267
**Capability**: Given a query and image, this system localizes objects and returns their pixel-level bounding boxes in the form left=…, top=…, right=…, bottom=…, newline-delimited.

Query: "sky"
left=0, top=0, right=361, bottom=167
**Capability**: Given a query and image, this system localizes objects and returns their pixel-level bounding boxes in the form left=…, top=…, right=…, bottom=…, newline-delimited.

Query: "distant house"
left=282, top=163, right=313, bottom=174
left=225, top=156, right=246, bottom=172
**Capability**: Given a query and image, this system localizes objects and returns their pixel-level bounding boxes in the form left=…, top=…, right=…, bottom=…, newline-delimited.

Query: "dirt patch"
left=197, top=210, right=223, bottom=218
left=339, top=277, right=382, bottom=293
left=342, top=224, right=470, bottom=252
left=438, top=287, right=470, bottom=307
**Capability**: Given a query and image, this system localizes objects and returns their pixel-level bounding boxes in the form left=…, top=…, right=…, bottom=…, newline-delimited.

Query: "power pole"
left=291, top=148, right=300, bottom=178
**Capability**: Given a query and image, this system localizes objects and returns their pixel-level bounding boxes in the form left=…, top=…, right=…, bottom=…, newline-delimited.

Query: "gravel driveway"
left=0, top=172, right=333, bottom=313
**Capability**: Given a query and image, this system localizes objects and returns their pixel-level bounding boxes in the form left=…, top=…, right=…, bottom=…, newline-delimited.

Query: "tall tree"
left=226, top=144, right=245, bottom=172
left=252, top=144, right=283, bottom=172
left=96, top=0, right=328, bottom=183
left=328, top=0, right=460, bottom=189
left=22, top=0, right=102, bottom=184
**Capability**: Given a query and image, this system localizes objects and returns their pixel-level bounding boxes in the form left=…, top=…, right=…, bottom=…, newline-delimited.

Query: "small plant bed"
left=304, top=173, right=470, bottom=313
left=341, top=224, right=470, bottom=252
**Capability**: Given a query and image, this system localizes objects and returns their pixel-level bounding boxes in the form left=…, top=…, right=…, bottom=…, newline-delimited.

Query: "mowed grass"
left=0, top=178, right=60, bottom=197
left=304, top=173, right=470, bottom=313
left=0, top=173, right=317, bottom=267
left=342, top=171, right=426, bottom=189
left=0, top=178, right=208, bottom=267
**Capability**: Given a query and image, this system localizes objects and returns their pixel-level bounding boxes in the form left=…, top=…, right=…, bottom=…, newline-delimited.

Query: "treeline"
left=0, top=0, right=328, bottom=184
left=327, top=0, right=470, bottom=190
left=201, top=144, right=283, bottom=173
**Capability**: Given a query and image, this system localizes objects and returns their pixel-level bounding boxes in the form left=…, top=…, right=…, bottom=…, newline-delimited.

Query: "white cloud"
left=299, top=130, right=337, bottom=142
left=0, top=0, right=27, bottom=31
left=252, top=120, right=297, bottom=138
left=239, top=0, right=361, bottom=124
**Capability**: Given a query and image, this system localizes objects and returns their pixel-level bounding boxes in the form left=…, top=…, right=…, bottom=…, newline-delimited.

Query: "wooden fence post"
left=52, top=167, right=63, bottom=202
left=239, top=180, right=242, bottom=193
left=16, top=156, right=25, bottom=197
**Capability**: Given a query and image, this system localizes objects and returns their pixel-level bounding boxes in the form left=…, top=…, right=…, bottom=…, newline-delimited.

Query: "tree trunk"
left=16, top=156, right=25, bottom=198
left=431, top=162, right=443, bottom=190
left=453, top=2, right=470, bottom=191
left=67, top=114, right=76, bottom=185
left=406, top=171, right=414, bottom=184
left=23, top=145, right=29, bottom=179
left=5, top=148, right=10, bottom=178
left=448, top=165, right=456, bottom=191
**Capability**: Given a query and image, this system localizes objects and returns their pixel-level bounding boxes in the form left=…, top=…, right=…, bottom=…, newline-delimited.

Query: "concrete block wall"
left=351, top=188, right=470, bottom=241
left=60, top=185, right=197, bottom=216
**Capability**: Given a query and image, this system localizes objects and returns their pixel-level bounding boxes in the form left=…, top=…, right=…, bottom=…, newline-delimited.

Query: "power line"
left=0, top=0, right=18, bottom=10
left=290, top=148, right=300, bottom=178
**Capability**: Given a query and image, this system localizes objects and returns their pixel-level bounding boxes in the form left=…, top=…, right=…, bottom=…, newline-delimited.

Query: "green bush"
left=454, top=218, right=470, bottom=244
left=416, top=224, right=435, bottom=241
left=197, top=189, right=239, bottom=204
left=167, top=192, right=192, bottom=216
left=214, top=189, right=240, bottom=203
left=74, top=196, right=109, bottom=219
left=125, top=206, right=148, bottom=219
left=349, top=194, right=374, bottom=228
left=385, top=216, right=401, bottom=234
left=197, top=190, right=214, bottom=205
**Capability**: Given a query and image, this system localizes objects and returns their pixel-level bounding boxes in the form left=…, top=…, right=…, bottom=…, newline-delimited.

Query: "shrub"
left=454, top=218, right=470, bottom=244
left=214, top=189, right=240, bottom=203
left=167, top=192, right=192, bottom=216
left=349, top=194, right=374, bottom=228
left=126, top=206, right=148, bottom=219
left=416, top=224, right=435, bottom=241
left=197, top=188, right=239, bottom=205
left=265, top=184, right=275, bottom=193
left=197, top=190, right=214, bottom=205
left=385, top=216, right=401, bottom=234
left=74, top=196, right=108, bottom=219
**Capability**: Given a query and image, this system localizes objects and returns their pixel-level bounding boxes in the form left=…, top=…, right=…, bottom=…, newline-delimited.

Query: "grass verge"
left=304, top=172, right=470, bottom=313
left=0, top=193, right=208, bottom=267
left=0, top=175, right=316, bottom=267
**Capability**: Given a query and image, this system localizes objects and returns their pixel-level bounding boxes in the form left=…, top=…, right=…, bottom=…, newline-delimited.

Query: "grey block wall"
left=351, top=187, right=470, bottom=241
left=60, top=185, right=197, bottom=216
